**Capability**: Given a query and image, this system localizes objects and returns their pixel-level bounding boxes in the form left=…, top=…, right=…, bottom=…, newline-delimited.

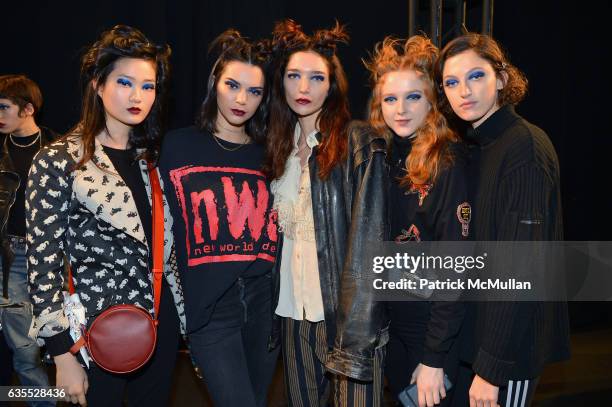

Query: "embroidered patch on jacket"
left=456, top=202, right=471, bottom=238
left=395, top=224, right=421, bottom=243
left=406, top=184, right=433, bottom=206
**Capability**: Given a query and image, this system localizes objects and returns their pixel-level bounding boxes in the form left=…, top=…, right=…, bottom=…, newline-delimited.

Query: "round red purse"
left=85, top=304, right=158, bottom=373
left=70, top=166, right=164, bottom=374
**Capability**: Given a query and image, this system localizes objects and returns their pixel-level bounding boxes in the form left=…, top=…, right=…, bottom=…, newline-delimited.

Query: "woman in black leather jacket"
left=365, top=35, right=468, bottom=406
left=264, top=19, right=389, bottom=407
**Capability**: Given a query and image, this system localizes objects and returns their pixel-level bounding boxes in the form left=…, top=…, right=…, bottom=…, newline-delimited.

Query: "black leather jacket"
left=270, top=121, right=390, bottom=382
left=0, top=128, right=56, bottom=297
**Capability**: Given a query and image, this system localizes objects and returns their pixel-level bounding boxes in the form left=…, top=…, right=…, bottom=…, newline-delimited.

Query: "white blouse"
left=272, top=123, right=325, bottom=322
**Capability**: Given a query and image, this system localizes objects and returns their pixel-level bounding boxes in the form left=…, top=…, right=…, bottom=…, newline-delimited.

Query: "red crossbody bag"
left=68, top=165, right=165, bottom=374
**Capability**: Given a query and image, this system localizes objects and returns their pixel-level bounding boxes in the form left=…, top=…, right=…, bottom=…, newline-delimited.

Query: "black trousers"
left=85, top=281, right=181, bottom=407
left=385, top=301, right=460, bottom=406
left=188, top=273, right=279, bottom=407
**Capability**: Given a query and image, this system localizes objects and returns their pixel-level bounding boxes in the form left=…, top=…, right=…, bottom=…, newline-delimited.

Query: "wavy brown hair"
left=366, top=35, right=457, bottom=187
left=435, top=33, right=528, bottom=115
left=263, top=19, right=350, bottom=180
left=71, top=25, right=171, bottom=171
left=197, top=29, right=272, bottom=144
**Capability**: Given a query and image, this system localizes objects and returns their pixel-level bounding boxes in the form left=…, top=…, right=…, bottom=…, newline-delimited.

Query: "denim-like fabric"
left=1, top=244, right=54, bottom=407
left=188, top=272, right=279, bottom=407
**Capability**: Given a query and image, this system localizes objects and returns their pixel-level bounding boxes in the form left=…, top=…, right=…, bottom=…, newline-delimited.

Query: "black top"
left=102, top=146, right=152, bottom=249
left=388, top=134, right=469, bottom=368
left=458, top=105, right=570, bottom=385
left=7, top=131, right=43, bottom=237
left=159, top=126, right=278, bottom=333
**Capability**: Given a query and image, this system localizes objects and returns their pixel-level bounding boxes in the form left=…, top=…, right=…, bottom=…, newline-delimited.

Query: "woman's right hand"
left=54, top=352, right=89, bottom=406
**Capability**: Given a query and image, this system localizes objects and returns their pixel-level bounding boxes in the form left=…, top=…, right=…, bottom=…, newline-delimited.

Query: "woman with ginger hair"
left=365, top=35, right=468, bottom=406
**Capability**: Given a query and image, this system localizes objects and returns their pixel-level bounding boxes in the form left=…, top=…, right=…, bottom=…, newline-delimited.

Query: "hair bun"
left=272, top=19, right=308, bottom=54
left=312, top=21, right=349, bottom=56
left=403, top=35, right=438, bottom=75
left=253, top=38, right=274, bottom=65
left=271, top=19, right=348, bottom=58
left=209, top=29, right=249, bottom=58
left=364, top=35, right=437, bottom=86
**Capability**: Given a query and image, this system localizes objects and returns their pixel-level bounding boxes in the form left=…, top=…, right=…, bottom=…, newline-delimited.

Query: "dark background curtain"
left=3, top=0, right=610, bottom=327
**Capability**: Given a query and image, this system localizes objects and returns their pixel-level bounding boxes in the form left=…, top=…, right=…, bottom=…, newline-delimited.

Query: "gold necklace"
left=212, top=133, right=249, bottom=152
left=10, top=130, right=41, bottom=148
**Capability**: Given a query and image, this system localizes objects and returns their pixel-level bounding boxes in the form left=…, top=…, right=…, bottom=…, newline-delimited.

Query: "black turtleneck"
left=464, top=104, right=564, bottom=241
left=458, top=104, right=570, bottom=386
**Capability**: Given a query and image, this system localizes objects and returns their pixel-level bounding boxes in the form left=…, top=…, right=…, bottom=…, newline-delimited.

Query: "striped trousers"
left=497, top=378, right=538, bottom=407
left=281, top=318, right=385, bottom=407
left=451, top=363, right=539, bottom=407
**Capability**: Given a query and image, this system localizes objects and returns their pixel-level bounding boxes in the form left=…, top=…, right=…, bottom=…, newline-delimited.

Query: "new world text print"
left=170, top=166, right=278, bottom=266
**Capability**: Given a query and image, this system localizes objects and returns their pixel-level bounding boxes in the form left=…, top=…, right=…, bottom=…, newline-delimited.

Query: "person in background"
left=0, top=74, right=57, bottom=407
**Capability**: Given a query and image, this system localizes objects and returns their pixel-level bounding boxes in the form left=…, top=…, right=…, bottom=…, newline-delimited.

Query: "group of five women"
left=25, top=19, right=568, bottom=407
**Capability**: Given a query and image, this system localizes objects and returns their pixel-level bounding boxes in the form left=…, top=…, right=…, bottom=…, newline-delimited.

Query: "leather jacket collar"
left=270, top=120, right=390, bottom=381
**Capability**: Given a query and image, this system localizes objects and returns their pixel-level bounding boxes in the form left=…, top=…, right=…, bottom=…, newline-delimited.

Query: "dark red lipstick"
left=127, top=107, right=141, bottom=115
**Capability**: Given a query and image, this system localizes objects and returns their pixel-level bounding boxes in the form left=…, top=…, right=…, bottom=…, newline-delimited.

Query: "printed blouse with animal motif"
left=26, top=136, right=186, bottom=346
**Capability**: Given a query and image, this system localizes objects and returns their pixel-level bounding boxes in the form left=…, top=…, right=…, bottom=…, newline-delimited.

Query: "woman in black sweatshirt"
left=436, top=33, right=570, bottom=407
left=365, top=35, right=468, bottom=407
left=158, top=30, right=278, bottom=407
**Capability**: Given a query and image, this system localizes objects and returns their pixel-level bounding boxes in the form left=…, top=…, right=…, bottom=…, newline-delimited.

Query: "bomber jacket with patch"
left=26, top=136, right=186, bottom=355
left=387, top=134, right=468, bottom=369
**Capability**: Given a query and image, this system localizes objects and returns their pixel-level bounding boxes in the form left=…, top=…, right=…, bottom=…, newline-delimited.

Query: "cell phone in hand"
left=398, top=374, right=453, bottom=407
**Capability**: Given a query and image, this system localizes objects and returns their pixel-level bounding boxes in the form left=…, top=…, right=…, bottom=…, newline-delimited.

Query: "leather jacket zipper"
left=0, top=169, right=20, bottom=234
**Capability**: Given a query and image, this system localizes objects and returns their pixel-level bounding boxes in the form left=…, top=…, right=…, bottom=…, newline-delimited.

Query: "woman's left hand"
left=411, top=363, right=446, bottom=407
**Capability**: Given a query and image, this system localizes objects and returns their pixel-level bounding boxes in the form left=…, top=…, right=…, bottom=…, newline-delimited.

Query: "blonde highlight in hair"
left=365, top=35, right=457, bottom=187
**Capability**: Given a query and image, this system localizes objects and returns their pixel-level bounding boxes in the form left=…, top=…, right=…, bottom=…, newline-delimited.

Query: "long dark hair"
left=197, top=29, right=272, bottom=144
left=71, top=24, right=171, bottom=170
left=263, top=19, right=350, bottom=180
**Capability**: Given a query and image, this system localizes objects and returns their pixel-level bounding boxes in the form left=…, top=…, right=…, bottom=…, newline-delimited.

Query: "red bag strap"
left=67, top=164, right=165, bottom=322
left=148, top=164, right=164, bottom=323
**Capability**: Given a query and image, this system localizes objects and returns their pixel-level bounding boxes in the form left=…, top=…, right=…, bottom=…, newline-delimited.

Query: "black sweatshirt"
left=159, top=126, right=278, bottom=333
left=388, top=133, right=468, bottom=368
left=459, top=105, right=570, bottom=385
